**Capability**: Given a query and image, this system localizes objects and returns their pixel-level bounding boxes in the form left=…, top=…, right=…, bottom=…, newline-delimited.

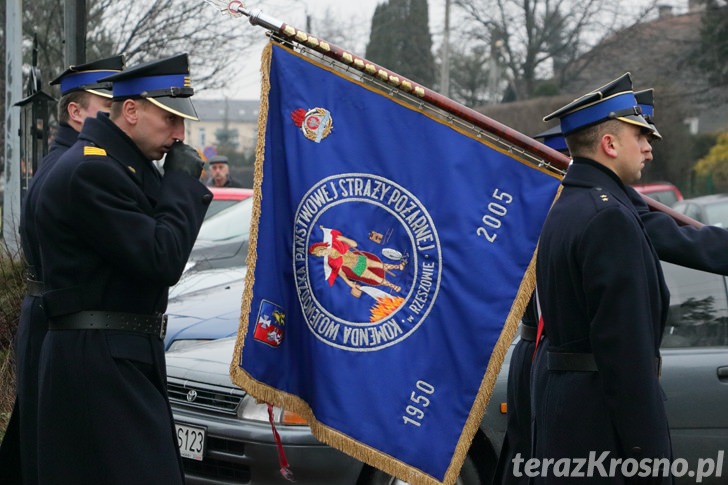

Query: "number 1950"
left=402, top=380, right=435, bottom=427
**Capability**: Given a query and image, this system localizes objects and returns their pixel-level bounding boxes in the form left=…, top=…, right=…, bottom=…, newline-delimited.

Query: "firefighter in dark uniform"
left=525, top=87, right=728, bottom=485
left=34, top=53, right=210, bottom=485
left=0, top=55, right=124, bottom=485
left=532, top=73, right=672, bottom=484
left=494, top=85, right=728, bottom=483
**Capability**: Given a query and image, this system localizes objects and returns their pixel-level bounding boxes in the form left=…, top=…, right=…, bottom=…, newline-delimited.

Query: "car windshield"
left=647, top=190, right=679, bottom=207
left=704, top=200, right=728, bottom=228
left=197, top=197, right=253, bottom=242
left=204, top=199, right=241, bottom=220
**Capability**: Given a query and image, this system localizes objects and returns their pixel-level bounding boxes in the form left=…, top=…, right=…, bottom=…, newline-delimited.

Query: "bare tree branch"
left=452, top=0, right=660, bottom=100
left=97, top=0, right=261, bottom=92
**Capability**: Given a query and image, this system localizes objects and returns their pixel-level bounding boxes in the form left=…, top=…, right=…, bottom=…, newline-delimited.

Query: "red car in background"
left=632, top=182, right=684, bottom=207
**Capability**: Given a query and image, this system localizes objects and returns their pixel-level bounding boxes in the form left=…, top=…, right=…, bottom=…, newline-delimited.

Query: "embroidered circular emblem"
left=291, top=107, right=333, bottom=143
left=293, top=174, right=441, bottom=352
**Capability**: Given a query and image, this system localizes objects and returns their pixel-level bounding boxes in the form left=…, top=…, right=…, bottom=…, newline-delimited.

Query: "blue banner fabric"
left=231, top=42, right=561, bottom=485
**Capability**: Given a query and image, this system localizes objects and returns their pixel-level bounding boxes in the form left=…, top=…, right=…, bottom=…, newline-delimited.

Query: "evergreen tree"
left=365, top=0, right=436, bottom=88
left=697, top=0, right=728, bottom=88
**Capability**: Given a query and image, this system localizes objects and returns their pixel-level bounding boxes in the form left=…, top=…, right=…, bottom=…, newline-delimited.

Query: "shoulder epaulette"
left=84, top=146, right=107, bottom=157
left=590, top=187, right=619, bottom=210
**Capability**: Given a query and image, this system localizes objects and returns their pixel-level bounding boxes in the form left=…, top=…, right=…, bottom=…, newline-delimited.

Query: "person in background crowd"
left=33, top=53, right=211, bottom=484
left=206, top=154, right=243, bottom=187
left=0, top=54, right=125, bottom=485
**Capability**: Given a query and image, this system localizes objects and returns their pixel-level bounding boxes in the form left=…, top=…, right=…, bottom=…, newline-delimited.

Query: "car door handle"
left=718, top=367, right=728, bottom=381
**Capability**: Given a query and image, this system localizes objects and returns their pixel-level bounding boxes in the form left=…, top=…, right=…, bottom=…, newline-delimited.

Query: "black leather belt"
left=26, top=278, right=45, bottom=297
left=520, top=324, right=538, bottom=342
left=49, top=311, right=168, bottom=340
left=548, top=352, right=662, bottom=376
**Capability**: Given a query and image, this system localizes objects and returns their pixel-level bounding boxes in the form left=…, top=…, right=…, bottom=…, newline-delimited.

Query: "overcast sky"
left=198, top=0, right=447, bottom=100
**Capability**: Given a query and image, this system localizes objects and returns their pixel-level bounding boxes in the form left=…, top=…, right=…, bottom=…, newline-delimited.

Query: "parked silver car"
left=672, top=193, right=728, bottom=228
left=164, top=259, right=728, bottom=484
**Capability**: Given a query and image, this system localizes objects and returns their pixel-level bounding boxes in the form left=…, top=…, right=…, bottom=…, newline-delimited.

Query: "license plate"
left=176, top=423, right=206, bottom=461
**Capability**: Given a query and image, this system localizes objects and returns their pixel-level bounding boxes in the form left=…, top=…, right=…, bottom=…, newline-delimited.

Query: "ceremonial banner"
left=232, top=41, right=561, bottom=484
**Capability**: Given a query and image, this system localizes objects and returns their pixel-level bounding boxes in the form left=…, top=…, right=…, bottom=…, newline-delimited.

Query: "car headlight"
left=236, top=395, right=308, bottom=425
left=167, top=339, right=211, bottom=352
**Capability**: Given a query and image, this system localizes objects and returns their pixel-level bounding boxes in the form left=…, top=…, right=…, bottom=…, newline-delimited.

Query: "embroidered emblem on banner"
left=291, top=107, right=334, bottom=143
left=294, top=173, right=441, bottom=352
left=253, top=300, right=286, bottom=347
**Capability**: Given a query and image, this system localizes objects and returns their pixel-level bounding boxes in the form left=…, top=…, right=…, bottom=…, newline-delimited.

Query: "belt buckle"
left=160, top=314, right=168, bottom=340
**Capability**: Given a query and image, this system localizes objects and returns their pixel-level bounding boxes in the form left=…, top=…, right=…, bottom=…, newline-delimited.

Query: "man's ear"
left=121, top=99, right=140, bottom=125
left=67, top=101, right=83, bottom=125
left=601, top=133, right=618, bottom=159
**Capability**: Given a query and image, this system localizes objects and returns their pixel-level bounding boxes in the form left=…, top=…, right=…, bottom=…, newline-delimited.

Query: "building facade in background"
left=186, top=98, right=260, bottom=157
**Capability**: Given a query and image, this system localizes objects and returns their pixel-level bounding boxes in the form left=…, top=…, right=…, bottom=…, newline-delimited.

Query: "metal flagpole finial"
left=225, top=1, right=246, bottom=17
left=202, top=0, right=245, bottom=17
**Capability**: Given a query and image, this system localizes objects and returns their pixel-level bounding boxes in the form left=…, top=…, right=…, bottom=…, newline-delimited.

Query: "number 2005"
left=476, top=188, right=513, bottom=243
left=402, top=380, right=435, bottom=427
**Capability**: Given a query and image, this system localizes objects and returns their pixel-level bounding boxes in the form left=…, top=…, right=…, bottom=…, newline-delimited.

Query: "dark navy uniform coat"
left=0, top=123, right=80, bottom=485
left=496, top=165, right=728, bottom=484
left=34, top=113, right=210, bottom=485
left=532, top=158, right=671, bottom=484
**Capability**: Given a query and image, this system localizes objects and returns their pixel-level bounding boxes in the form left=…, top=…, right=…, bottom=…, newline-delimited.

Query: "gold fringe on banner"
left=230, top=40, right=564, bottom=485
left=231, top=41, right=272, bottom=377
